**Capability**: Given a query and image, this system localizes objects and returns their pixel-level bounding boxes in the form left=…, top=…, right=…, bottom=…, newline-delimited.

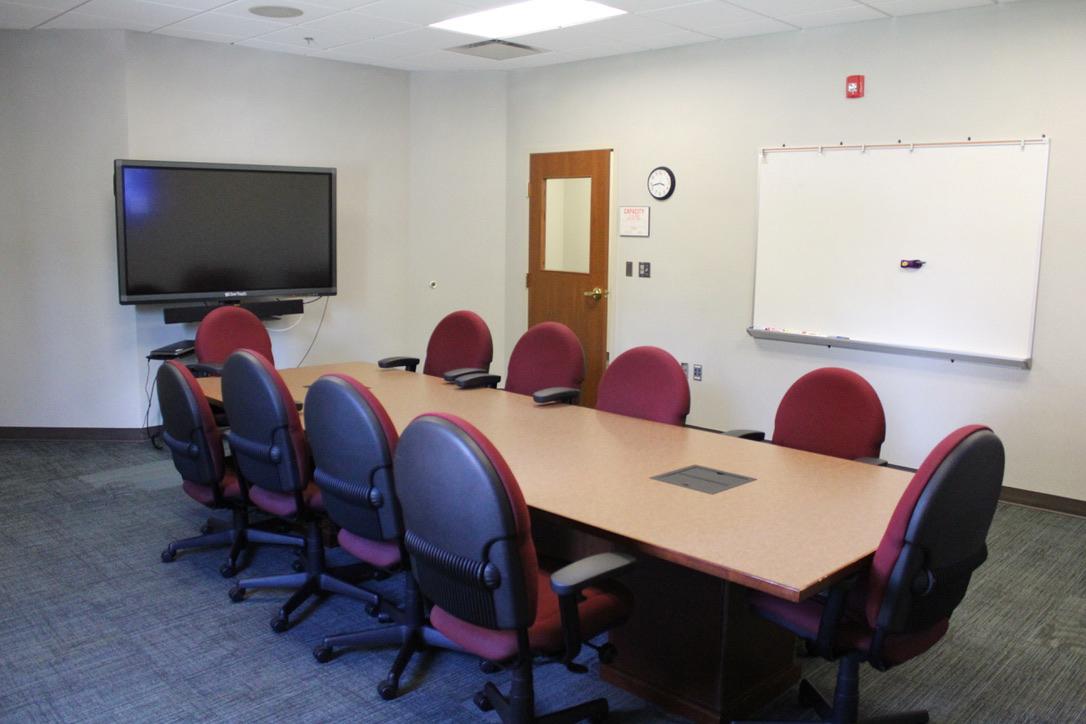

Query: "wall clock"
left=647, top=166, right=675, bottom=200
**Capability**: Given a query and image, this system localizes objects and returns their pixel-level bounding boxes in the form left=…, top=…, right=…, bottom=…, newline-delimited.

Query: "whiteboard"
left=750, top=140, right=1049, bottom=367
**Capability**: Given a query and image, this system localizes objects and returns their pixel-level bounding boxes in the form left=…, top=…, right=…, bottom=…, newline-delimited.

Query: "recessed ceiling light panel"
left=431, top=0, right=625, bottom=39
left=249, top=5, right=303, bottom=18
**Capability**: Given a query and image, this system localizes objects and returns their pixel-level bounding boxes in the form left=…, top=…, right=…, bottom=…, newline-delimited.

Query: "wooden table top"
left=199, top=362, right=912, bottom=602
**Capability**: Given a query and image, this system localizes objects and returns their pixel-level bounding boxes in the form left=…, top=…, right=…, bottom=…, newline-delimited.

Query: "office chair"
left=394, top=412, right=636, bottom=723
left=221, top=350, right=374, bottom=632
left=304, top=374, right=462, bottom=698
left=728, top=368, right=886, bottom=462
left=378, top=310, right=493, bottom=379
left=191, top=305, right=273, bottom=375
left=157, top=360, right=301, bottom=576
left=742, top=424, right=1004, bottom=724
left=595, top=346, right=690, bottom=425
left=454, top=322, right=586, bottom=404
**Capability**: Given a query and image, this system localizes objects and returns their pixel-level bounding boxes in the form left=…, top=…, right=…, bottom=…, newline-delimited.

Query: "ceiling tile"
left=865, top=0, right=992, bottom=17
left=40, top=10, right=158, bottom=28
left=389, top=48, right=503, bottom=70
left=156, top=0, right=234, bottom=11
left=0, top=1, right=57, bottom=27
left=784, top=4, right=887, bottom=27
left=699, top=16, right=791, bottom=38
left=349, top=0, right=475, bottom=25
left=165, top=9, right=284, bottom=36
left=727, top=0, right=861, bottom=15
left=67, top=0, right=195, bottom=26
left=602, top=0, right=703, bottom=11
left=643, top=1, right=770, bottom=31
left=212, top=0, right=339, bottom=25
left=364, top=26, right=476, bottom=52
left=7, top=0, right=83, bottom=11
left=153, top=24, right=238, bottom=39
left=310, top=41, right=381, bottom=61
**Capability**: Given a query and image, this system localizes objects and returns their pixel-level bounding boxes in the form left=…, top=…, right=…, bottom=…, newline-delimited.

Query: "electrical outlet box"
left=681, top=362, right=689, bottom=376
left=638, top=262, right=651, bottom=278
left=693, top=364, right=703, bottom=381
left=625, top=261, right=633, bottom=277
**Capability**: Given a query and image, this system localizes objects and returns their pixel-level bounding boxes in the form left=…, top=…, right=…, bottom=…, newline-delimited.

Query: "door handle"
left=582, top=287, right=609, bottom=301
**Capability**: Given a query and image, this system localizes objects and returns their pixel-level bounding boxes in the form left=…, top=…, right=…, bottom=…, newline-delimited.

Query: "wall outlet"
left=692, top=364, right=703, bottom=381
left=625, top=261, right=633, bottom=277
left=638, top=261, right=651, bottom=278
left=680, top=362, right=689, bottom=376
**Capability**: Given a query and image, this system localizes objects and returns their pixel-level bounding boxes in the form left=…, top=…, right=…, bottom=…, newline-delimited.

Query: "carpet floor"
left=0, top=439, right=1083, bottom=723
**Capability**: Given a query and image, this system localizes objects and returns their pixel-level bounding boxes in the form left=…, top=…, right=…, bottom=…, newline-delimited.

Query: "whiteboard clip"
left=861, top=144, right=867, bottom=154
left=818, top=145, right=823, bottom=155
left=761, top=148, right=768, bottom=161
left=909, top=144, right=915, bottom=153
left=1020, top=139, right=1026, bottom=150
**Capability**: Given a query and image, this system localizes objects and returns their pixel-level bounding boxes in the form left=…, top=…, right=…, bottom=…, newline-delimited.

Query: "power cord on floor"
left=143, top=357, right=164, bottom=449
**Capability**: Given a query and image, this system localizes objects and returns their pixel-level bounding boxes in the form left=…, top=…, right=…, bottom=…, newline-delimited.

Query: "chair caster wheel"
left=161, top=548, right=176, bottom=563
left=313, top=645, right=334, bottom=663
left=219, top=562, right=236, bottom=578
left=377, top=682, right=398, bottom=701
left=479, top=659, right=501, bottom=674
left=473, top=692, right=493, bottom=712
left=270, top=613, right=290, bottom=633
left=596, top=643, right=617, bottom=665
left=228, top=585, right=246, bottom=603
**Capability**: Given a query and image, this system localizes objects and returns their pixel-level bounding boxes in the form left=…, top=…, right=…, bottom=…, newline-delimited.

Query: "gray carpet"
left=0, top=439, right=1083, bottom=723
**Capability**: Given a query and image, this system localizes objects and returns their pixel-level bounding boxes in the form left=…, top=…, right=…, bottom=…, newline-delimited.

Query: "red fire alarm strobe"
left=846, top=75, right=865, bottom=98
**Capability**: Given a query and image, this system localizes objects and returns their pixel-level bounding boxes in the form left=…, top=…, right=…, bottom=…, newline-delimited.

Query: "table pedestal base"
left=532, top=511, right=799, bottom=723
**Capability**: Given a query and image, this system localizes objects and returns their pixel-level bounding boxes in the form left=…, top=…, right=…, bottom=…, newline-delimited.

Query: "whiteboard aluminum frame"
left=751, top=137, right=1049, bottom=370
left=747, top=327, right=1031, bottom=369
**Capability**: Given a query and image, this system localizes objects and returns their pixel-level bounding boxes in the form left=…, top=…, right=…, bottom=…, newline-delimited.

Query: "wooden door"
left=528, top=149, right=611, bottom=407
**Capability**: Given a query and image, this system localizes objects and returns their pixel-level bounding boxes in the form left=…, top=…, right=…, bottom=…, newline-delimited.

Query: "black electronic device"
left=114, top=159, right=336, bottom=304
left=162, top=298, right=304, bottom=325
left=147, top=339, right=196, bottom=360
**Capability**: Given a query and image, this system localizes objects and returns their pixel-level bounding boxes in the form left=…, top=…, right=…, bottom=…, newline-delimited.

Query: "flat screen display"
left=114, top=160, right=336, bottom=304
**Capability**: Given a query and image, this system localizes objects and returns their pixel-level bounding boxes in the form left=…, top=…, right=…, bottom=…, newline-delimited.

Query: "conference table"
left=199, top=362, right=912, bottom=722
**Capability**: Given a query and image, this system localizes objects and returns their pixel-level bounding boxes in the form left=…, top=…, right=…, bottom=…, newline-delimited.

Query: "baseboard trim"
left=0, top=426, right=161, bottom=442
left=1000, top=486, right=1086, bottom=517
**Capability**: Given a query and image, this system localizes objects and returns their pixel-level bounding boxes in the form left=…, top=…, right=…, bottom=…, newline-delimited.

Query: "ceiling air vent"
left=447, top=39, right=544, bottom=61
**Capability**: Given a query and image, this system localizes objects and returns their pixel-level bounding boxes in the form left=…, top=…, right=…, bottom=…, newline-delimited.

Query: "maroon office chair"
left=378, top=310, right=493, bottom=379
left=743, top=425, right=1004, bottom=724
left=157, top=360, right=301, bottom=576
left=221, top=350, right=373, bottom=633
left=596, top=346, right=690, bottom=425
left=394, top=413, right=636, bottom=723
left=304, top=374, right=462, bottom=699
left=454, top=322, right=586, bottom=404
left=191, top=306, right=273, bottom=375
left=728, top=368, right=886, bottom=462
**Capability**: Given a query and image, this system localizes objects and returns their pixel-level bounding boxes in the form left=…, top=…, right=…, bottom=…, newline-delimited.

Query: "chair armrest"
left=551, top=552, right=636, bottom=669
left=532, top=387, right=580, bottom=405
left=455, top=372, right=502, bottom=389
left=854, top=456, right=888, bottom=466
left=724, top=429, right=766, bottom=441
left=378, top=356, right=419, bottom=372
left=550, top=552, right=637, bottom=596
left=187, top=362, right=223, bottom=378
left=443, top=367, right=487, bottom=382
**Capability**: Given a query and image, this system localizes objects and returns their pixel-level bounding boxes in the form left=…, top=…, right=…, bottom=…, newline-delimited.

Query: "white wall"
left=0, top=31, right=142, bottom=428
left=407, top=72, right=509, bottom=372
left=497, top=0, right=1086, bottom=500
left=0, top=30, right=412, bottom=429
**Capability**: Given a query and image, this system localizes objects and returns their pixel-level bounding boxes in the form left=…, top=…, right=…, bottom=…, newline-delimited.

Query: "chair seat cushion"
left=249, top=481, right=324, bottom=517
left=182, top=470, right=241, bottom=507
left=749, top=589, right=948, bottom=666
left=337, top=529, right=401, bottom=569
left=429, top=568, right=633, bottom=662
